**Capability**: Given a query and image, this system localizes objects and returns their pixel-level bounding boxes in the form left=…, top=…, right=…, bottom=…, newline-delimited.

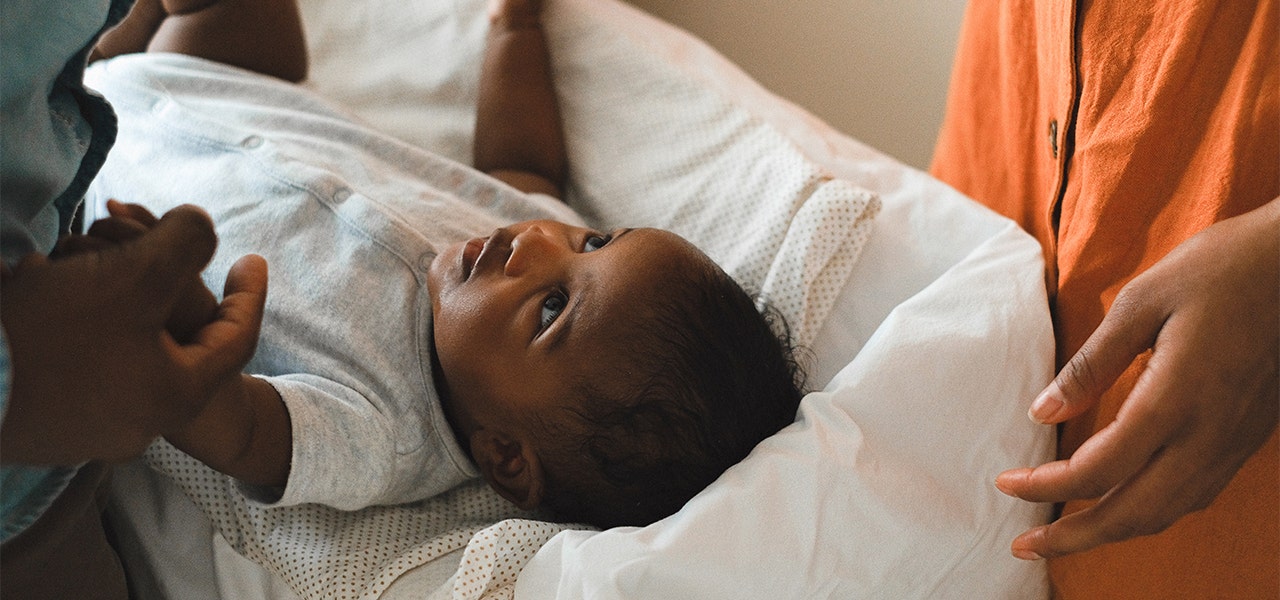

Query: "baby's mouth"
left=465, top=228, right=517, bottom=280
left=461, top=237, right=485, bottom=280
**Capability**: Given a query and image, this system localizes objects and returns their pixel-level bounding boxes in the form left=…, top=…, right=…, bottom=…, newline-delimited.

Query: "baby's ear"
left=470, top=430, right=545, bottom=510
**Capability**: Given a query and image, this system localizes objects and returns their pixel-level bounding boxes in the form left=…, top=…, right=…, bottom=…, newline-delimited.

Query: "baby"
left=80, top=0, right=804, bottom=528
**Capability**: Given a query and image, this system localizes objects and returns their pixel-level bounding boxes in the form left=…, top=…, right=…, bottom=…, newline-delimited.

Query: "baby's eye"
left=583, top=234, right=611, bottom=252
left=540, top=292, right=567, bottom=330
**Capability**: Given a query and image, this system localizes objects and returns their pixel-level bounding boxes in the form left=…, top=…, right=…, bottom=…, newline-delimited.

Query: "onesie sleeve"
left=237, top=374, right=475, bottom=510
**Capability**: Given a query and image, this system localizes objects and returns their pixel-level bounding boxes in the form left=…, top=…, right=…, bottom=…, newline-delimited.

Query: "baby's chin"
left=425, top=239, right=467, bottom=306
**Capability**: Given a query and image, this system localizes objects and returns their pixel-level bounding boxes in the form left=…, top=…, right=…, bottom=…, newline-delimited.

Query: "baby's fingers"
left=171, top=254, right=268, bottom=399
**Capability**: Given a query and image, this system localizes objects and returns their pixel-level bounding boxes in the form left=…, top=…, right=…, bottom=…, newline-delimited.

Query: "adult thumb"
left=1030, top=290, right=1165, bottom=424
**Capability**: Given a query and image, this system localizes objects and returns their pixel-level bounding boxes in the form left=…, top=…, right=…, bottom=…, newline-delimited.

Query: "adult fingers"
left=1000, top=307, right=1268, bottom=556
left=998, top=325, right=1192, bottom=503
left=1028, top=287, right=1166, bottom=424
left=87, top=215, right=150, bottom=243
left=119, top=204, right=219, bottom=307
left=7, top=252, right=50, bottom=276
left=106, top=199, right=160, bottom=226
left=1009, top=438, right=1235, bottom=559
left=1, top=253, right=42, bottom=284
left=165, top=277, right=221, bottom=344
left=52, top=234, right=113, bottom=258
left=996, top=382, right=1171, bottom=503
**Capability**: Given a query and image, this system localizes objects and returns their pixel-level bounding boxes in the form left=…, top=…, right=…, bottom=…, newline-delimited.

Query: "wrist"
left=164, top=372, right=246, bottom=441
left=490, top=15, right=542, bottom=32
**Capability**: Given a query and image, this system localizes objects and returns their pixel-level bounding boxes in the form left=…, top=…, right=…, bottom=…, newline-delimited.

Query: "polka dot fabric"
left=450, top=520, right=569, bottom=599
left=144, top=442, right=584, bottom=600
left=757, top=181, right=878, bottom=349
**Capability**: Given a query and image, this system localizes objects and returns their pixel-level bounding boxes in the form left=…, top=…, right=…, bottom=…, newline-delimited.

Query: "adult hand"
left=0, top=205, right=268, bottom=464
left=995, top=197, right=1280, bottom=559
left=54, top=200, right=220, bottom=342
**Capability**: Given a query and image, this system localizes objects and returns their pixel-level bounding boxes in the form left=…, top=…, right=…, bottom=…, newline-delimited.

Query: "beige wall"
left=622, top=1, right=968, bottom=170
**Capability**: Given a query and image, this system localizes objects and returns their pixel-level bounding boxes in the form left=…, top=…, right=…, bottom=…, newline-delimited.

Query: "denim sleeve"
left=1, top=326, right=9, bottom=425
left=0, top=0, right=135, bottom=543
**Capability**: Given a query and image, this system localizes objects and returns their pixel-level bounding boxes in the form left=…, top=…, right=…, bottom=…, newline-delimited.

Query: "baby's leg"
left=93, top=0, right=307, bottom=82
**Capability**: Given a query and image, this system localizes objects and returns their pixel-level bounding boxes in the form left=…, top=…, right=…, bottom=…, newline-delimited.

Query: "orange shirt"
left=931, top=1, right=1278, bottom=598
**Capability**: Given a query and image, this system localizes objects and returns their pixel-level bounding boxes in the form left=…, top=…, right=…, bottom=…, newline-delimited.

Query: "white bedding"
left=104, top=0, right=1055, bottom=598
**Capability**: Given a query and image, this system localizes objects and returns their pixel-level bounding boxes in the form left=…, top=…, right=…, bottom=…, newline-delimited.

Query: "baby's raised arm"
left=93, top=0, right=307, bottom=83
left=474, top=0, right=567, bottom=198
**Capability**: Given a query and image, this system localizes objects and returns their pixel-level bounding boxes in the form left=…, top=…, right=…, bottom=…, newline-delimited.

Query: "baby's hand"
left=489, top=0, right=543, bottom=30
left=60, top=200, right=220, bottom=342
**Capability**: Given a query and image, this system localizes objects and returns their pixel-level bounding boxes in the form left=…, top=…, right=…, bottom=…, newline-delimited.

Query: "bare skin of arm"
left=474, top=0, right=567, bottom=198
left=996, top=196, right=1280, bottom=559
left=166, top=373, right=291, bottom=487
left=93, top=0, right=307, bottom=83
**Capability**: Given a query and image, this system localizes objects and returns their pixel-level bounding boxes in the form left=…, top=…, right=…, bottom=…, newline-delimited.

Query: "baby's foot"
left=489, top=0, right=543, bottom=30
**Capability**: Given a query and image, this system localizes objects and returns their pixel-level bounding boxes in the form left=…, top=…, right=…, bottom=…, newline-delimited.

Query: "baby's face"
left=428, top=220, right=709, bottom=429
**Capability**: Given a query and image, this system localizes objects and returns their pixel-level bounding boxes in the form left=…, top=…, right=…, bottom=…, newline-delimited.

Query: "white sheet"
left=103, top=0, right=1056, bottom=598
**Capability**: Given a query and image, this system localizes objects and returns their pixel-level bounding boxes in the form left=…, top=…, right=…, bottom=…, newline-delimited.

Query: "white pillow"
left=299, top=0, right=879, bottom=350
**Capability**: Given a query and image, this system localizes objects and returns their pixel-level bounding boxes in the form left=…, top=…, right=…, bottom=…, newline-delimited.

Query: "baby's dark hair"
left=535, top=259, right=806, bottom=529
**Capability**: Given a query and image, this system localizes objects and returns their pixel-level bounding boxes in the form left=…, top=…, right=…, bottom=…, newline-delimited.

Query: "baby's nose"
left=504, top=225, right=562, bottom=277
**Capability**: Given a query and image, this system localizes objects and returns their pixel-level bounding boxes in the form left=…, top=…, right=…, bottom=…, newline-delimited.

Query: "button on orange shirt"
left=931, top=0, right=1278, bottom=598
